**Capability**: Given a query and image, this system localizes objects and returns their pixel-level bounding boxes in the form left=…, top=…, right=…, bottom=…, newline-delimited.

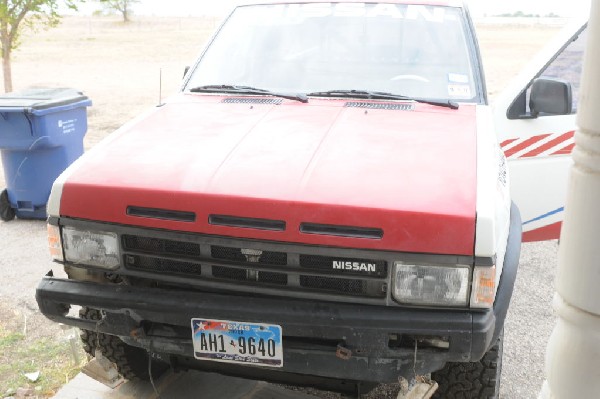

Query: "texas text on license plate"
left=191, top=318, right=283, bottom=367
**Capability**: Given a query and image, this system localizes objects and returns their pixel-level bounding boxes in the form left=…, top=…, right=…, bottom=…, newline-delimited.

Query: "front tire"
left=432, top=332, right=503, bottom=399
left=79, top=307, right=168, bottom=381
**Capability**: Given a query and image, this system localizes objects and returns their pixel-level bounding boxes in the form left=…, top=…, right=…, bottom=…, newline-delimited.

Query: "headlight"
left=62, top=227, right=120, bottom=270
left=393, top=263, right=470, bottom=306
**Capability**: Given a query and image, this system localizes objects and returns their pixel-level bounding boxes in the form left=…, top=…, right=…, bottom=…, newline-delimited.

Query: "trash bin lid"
left=0, top=88, right=90, bottom=113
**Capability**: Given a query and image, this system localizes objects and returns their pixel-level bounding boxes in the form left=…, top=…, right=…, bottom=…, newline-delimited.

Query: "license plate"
left=191, top=318, right=283, bottom=367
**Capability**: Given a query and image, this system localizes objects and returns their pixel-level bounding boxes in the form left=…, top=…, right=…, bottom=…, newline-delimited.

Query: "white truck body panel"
left=493, top=20, right=587, bottom=241
left=475, top=105, right=511, bottom=290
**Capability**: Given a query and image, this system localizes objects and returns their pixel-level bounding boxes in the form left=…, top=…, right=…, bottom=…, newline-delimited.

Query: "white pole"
left=540, top=1, right=600, bottom=397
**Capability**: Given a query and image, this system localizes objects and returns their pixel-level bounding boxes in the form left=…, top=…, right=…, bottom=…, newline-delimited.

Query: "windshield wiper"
left=189, top=85, right=308, bottom=103
left=306, top=89, right=459, bottom=110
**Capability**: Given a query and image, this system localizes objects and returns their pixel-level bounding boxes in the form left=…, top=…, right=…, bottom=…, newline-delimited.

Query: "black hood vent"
left=209, top=214, right=286, bottom=231
left=300, top=223, right=383, bottom=239
left=222, top=97, right=282, bottom=105
left=127, top=206, right=196, bottom=222
left=345, top=101, right=414, bottom=111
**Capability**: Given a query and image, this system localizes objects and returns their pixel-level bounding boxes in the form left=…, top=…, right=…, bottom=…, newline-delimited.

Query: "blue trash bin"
left=0, top=88, right=92, bottom=221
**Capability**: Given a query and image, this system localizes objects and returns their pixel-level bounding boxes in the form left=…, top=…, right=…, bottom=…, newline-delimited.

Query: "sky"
left=467, top=0, right=591, bottom=18
left=79, top=0, right=592, bottom=18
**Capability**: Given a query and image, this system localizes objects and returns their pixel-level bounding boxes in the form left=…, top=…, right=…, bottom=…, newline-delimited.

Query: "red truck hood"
left=61, top=94, right=477, bottom=255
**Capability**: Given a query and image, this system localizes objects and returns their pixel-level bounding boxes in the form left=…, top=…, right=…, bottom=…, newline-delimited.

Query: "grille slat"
left=128, top=255, right=201, bottom=276
left=212, top=266, right=288, bottom=286
left=211, top=245, right=287, bottom=266
left=123, top=235, right=201, bottom=257
left=300, top=275, right=365, bottom=295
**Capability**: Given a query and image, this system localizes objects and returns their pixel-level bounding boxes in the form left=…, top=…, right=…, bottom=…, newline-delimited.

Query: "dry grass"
left=0, top=307, right=85, bottom=398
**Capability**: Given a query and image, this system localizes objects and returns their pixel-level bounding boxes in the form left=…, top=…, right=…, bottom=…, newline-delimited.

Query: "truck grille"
left=133, top=255, right=201, bottom=275
left=299, top=275, right=364, bottom=295
left=123, top=235, right=200, bottom=257
left=122, top=234, right=388, bottom=301
left=212, top=266, right=288, bottom=286
left=211, top=246, right=287, bottom=266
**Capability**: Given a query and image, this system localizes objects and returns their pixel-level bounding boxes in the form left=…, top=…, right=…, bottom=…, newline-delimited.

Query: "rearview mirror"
left=529, top=78, right=572, bottom=117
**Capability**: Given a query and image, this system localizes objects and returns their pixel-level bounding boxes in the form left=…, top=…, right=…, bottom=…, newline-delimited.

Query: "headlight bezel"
left=392, top=262, right=472, bottom=307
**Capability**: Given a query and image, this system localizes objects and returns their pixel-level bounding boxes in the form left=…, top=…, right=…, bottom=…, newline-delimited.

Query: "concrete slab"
left=53, top=373, right=114, bottom=399
left=53, top=371, right=320, bottom=399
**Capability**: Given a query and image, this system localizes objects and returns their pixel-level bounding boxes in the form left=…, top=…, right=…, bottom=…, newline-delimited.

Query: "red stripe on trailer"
left=522, top=221, right=562, bottom=242
left=500, top=138, right=518, bottom=147
left=520, top=131, right=574, bottom=158
left=551, top=143, right=575, bottom=156
left=504, top=134, right=551, bottom=158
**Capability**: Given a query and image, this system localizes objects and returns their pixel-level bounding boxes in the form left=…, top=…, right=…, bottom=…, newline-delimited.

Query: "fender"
left=492, top=202, right=522, bottom=342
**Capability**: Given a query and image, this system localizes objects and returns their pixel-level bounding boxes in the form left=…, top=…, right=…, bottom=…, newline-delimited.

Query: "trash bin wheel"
left=0, top=189, right=16, bottom=221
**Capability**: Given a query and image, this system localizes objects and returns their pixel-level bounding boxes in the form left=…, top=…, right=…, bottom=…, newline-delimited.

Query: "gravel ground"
left=502, top=241, right=559, bottom=399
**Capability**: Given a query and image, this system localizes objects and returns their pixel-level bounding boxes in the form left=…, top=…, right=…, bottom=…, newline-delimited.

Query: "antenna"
left=157, top=68, right=164, bottom=107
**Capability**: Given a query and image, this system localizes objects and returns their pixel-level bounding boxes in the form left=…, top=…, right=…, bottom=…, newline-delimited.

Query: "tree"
left=0, top=0, right=79, bottom=93
left=98, top=0, right=139, bottom=23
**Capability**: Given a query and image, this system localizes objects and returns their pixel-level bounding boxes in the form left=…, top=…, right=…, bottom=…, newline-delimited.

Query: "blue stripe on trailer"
left=523, top=207, right=564, bottom=225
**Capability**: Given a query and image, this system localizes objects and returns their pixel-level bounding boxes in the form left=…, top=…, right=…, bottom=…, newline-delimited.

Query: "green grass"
left=0, top=324, right=85, bottom=397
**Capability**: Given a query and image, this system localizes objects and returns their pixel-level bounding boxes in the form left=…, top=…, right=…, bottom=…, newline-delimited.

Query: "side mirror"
left=183, top=66, right=190, bottom=79
left=529, top=78, right=572, bottom=117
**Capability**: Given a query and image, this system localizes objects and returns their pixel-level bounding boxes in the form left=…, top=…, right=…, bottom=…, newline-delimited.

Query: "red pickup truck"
left=37, top=1, right=582, bottom=397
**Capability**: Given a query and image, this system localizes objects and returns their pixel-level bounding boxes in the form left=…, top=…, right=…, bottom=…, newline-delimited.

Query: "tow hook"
left=336, top=343, right=352, bottom=360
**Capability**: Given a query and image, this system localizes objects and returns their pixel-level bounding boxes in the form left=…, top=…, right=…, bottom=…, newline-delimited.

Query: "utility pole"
left=540, top=1, right=600, bottom=397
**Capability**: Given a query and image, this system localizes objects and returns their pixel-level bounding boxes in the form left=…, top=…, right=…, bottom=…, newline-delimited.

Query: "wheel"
left=432, top=331, right=503, bottom=399
left=79, top=307, right=168, bottom=381
left=0, top=189, right=15, bottom=221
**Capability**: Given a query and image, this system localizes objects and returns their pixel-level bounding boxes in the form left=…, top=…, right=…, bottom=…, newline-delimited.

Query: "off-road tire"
left=79, top=307, right=168, bottom=381
left=432, top=332, right=503, bottom=399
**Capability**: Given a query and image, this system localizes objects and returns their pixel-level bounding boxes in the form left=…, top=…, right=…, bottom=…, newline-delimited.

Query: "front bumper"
left=38, top=276, right=490, bottom=382
left=36, top=205, right=521, bottom=385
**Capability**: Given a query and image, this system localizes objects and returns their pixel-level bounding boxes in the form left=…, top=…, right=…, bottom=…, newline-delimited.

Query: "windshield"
left=185, top=3, right=479, bottom=102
